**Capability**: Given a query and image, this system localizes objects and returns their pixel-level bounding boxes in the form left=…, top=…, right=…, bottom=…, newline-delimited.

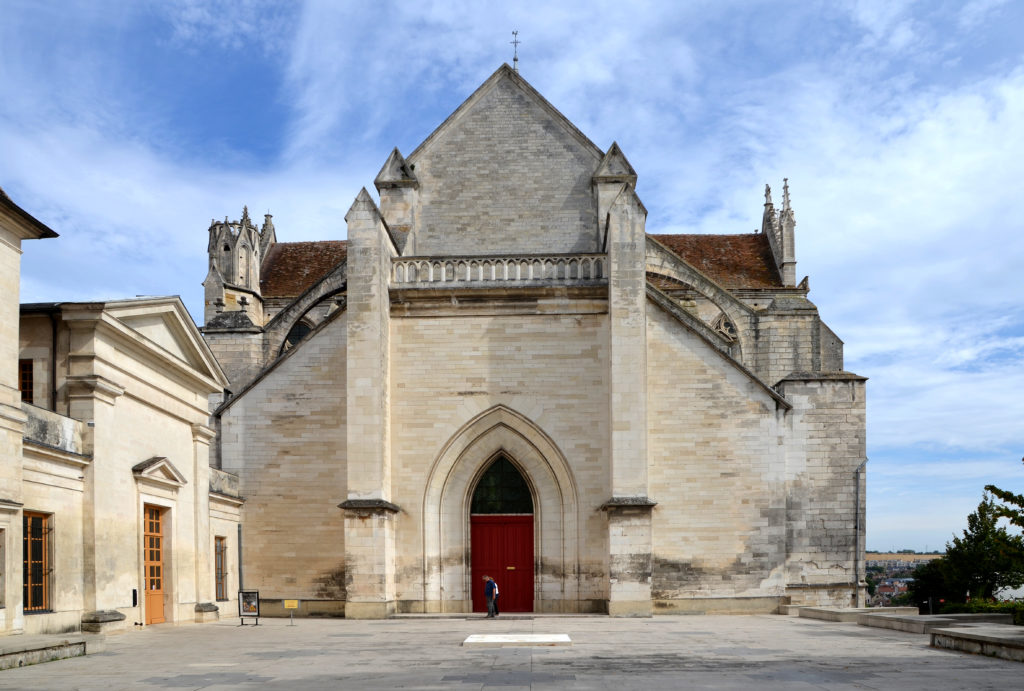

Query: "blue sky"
left=3, top=0, right=1022, bottom=551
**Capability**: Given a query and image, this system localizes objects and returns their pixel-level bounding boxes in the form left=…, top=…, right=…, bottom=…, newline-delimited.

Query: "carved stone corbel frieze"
left=0, top=497, right=25, bottom=513
left=191, top=423, right=216, bottom=445
left=66, top=374, right=126, bottom=406
left=599, top=496, right=657, bottom=514
left=338, top=498, right=401, bottom=517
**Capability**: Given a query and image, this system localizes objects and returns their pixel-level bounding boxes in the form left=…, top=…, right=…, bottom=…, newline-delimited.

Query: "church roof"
left=258, top=233, right=780, bottom=299
left=260, top=241, right=348, bottom=297
left=649, top=233, right=783, bottom=289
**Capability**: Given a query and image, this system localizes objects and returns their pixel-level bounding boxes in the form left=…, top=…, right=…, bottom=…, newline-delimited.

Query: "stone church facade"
left=204, top=65, right=867, bottom=618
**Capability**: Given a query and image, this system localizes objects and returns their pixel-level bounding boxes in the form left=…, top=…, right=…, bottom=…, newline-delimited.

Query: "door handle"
left=506, top=566, right=515, bottom=570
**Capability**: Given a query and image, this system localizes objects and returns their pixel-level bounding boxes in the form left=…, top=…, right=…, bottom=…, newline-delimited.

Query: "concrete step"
left=798, top=606, right=918, bottom=622
left=0, top=633, right=103, bottom=670
left=858, top=612, right=1013, bottom=634
left=930, top=624, right=1024, bottom=663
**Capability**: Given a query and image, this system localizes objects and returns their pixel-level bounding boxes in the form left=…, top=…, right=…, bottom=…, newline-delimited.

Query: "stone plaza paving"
left=0, top=614, right=1020, bottom=690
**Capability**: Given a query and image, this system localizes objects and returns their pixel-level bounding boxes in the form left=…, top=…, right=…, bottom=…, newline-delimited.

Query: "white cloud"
left=958, top=0, right=1011, bottom=29
left=4, top=0, right=1024, bottom=551
left=158, top=0, right=295, bottom=53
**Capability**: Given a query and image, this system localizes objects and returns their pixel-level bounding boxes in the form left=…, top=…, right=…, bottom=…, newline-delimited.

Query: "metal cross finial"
left=511, top=30, right=520, bottom=72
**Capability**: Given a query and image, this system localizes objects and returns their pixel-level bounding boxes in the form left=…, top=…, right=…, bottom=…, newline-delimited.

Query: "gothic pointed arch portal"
left=421, top=405, right=581, bottom=613
left=470, top=455, right=535, bottom=612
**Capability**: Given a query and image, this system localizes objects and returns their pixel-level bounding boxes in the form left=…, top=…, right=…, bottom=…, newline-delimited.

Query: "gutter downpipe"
left=48, top=308, right=59, bottom=411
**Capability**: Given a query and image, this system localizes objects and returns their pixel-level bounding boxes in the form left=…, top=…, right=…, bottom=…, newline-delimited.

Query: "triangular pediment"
left=403, top=64, right=605, bottom=256
left=133, top=456, right=187, bottom=489
left=104, top=297, right=228, bottom=388
left=594, top=142, right=637, bottom=183
left=374, top=148, right=418, bottom=190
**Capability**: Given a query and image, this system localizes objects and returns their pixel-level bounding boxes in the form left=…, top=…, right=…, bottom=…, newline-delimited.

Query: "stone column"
left=0, top=197, right=56, bottom=633
left=604, top=185, right=655, bottom=616
left=69, top=372, right=126, bottom=616
left=191, top=423, right=218, bottom=621
left=343, top=188, right=400, bottom=618
left=0, top=225, right=25, bottom=629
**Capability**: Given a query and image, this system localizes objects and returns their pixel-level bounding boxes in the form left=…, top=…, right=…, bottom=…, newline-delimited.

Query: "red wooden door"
left=471, top=515, right=533, bottom=612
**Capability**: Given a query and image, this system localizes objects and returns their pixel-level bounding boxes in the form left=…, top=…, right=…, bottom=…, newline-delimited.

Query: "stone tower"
left=202, top=206, right=275, bottom=325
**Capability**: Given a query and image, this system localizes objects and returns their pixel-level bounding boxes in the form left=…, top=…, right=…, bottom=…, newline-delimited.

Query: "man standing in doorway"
left=483, top=575, right=498, bottom=618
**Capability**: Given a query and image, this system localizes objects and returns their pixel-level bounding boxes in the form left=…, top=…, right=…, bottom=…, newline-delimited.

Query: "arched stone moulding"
left=645, top=238, right=754, bottom=359
left=420, top=405, right=580, bottom=612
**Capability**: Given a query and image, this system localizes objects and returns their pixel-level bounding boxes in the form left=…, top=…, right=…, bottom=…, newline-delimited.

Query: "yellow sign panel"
left=284, top=599, right=299, bottom=609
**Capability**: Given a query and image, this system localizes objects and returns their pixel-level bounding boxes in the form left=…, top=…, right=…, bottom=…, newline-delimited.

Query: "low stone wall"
left=799, top=607, right=917, bottom=623
left=0, top=636, right=89, bottom=671
left=22, top=403, right=88, bottom=455
left=931, top=625, right=1024, bottom=663
left=859, top=612, right=1013, bottom=634
left=209, top=467, right=240, bottom=498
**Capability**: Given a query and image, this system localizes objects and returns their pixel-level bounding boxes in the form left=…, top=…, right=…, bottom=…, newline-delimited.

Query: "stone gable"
left=407, top=71, right=602, bottom=256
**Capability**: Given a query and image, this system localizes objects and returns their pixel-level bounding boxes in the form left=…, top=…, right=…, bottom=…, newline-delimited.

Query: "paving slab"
left=0, top=614, right=1021, bottom=689
left=464, top=633, right=572, bottom=647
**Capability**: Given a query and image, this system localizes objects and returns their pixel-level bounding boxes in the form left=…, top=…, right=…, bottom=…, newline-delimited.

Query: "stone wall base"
left=608, top=600, right=653, bottom=617
left=255, top=599, right=346, bottom=618
left=24, top=610, right=84, bottom=636
left=653, top=596, right=786, bottom=615
left=345, top=601, right=395, bottom=619
left=393, top=599, right=608, bottom=615
left=785, top=583, right=859, bottom=608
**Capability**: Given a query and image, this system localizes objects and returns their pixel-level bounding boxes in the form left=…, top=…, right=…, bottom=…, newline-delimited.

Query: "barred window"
left=215, top=536, right=228, bottom=601
left=18, top=360, right=33, bottom=404
left=23, top=512, right=51, bottom=612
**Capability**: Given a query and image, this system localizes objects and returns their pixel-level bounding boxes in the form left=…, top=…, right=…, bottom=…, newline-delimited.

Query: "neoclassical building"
left=204, top=65, right=867, bottom=618
left=3, top=189, right=241, bottom=637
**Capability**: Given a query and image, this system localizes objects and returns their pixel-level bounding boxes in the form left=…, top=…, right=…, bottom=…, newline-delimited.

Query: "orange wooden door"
left=144, top=506, right=165, bottom=624
left=470, top=515, right=534, bottom=612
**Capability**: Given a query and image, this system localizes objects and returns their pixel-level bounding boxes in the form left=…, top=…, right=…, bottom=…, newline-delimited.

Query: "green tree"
left=985, top=457, right=1024, bottom=530
left=906, top=558, right=960, bottom=611
left=943, top=493, right=1024, bottom=600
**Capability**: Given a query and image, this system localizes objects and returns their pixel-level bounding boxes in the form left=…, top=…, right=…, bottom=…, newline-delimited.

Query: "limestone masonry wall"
left=646, top=305, right=788, bottom=603
left=754, top=308, right=821, bottom=385
left=389, top=308, right=611, bottom=609
left=778, top=376, right=866, bottom=606
left=203, top=331, right=264, bottom=392
left=409, top=78, right=601, bottom=256
left=218, top=314, right=347, bottom=605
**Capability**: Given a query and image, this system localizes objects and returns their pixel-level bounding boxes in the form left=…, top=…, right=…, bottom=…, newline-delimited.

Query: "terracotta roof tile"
left=649, top=233, right=782, bottom=289
left=260, top=241, right=347, bottom=298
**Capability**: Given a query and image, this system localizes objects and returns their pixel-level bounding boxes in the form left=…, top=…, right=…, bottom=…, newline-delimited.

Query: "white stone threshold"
left=462, top=634, right=572, bottom=648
